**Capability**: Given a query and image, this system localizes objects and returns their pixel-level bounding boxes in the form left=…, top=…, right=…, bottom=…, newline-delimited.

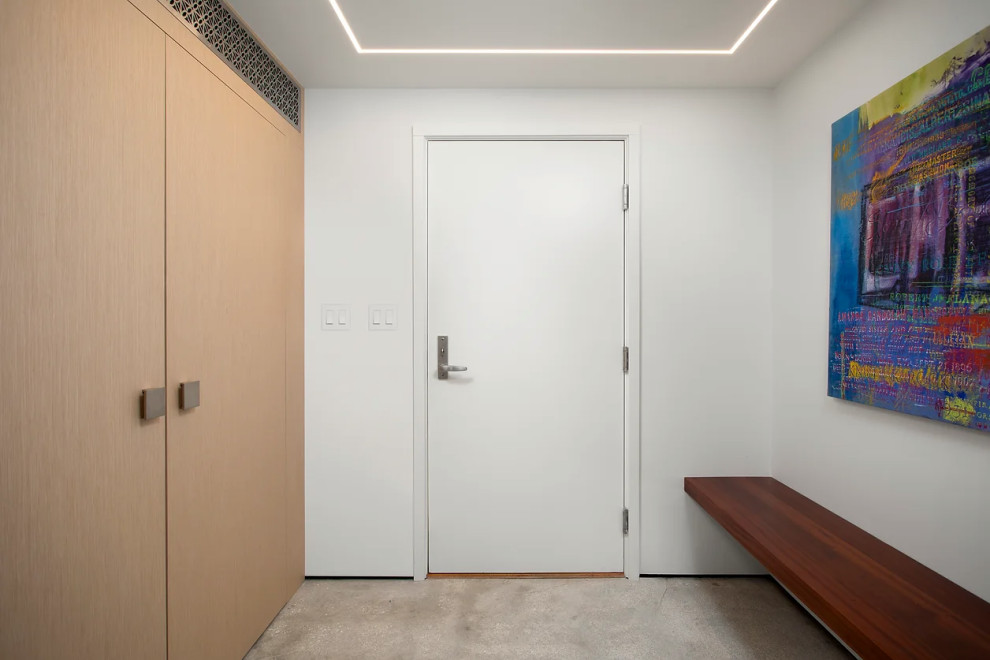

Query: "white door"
left=427, top=139, right=626, bottom=574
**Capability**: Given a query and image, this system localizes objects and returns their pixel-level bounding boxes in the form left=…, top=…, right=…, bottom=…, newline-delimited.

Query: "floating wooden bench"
left=684, top=477, right=990, bottom=659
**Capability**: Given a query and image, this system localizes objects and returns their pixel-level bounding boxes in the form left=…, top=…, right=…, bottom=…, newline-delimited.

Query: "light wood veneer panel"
left=165, top=38, right=290, bottom=660
left=282, top=124, right=306, bottom=597
left=0, top=1, right=167, bottom=658
left=129, top=0, right=306, bottom=602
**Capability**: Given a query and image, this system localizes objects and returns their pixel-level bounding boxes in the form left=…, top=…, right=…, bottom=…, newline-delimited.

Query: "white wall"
left=306, top=89, right=774, bottom=576
left=773, top=0, right=990, bottom=601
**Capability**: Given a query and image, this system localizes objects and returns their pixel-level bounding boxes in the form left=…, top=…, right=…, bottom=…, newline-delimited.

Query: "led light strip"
left=328, top=0, right=779, bottom=55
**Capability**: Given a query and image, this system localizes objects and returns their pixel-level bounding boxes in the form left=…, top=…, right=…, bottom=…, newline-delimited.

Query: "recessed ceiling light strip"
left=328, top=0, right=364, bottom=53
left=327, top=0, right=779, bottom=56
left=730, top=0, right=780, bottom=54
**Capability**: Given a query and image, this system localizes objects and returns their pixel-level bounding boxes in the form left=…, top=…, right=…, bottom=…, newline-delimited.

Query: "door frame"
left=412, top=125, right=642, bottom=581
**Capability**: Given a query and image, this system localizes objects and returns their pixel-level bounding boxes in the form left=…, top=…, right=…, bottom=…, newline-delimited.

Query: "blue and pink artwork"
left=829, top=26, right=990, bottom=430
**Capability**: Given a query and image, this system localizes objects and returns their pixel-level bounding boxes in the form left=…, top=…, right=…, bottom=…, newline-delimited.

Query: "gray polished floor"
left=245, top=577, right=849, bottom=660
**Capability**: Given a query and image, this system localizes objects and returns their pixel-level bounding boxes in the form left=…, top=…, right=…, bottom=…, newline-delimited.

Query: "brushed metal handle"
left=437, top=336, right=468, bottom=380
left=179, top=381, right=200, bottom=411
left=140, top=387, right=166, bottom=420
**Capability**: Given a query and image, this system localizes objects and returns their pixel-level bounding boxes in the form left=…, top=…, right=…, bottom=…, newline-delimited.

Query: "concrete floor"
left=244, top=577, right=849, bottom=660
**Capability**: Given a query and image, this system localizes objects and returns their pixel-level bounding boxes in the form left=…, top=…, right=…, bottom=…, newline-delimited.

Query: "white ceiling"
left=337, top=0, right=770, bottom=51
left=227, top=0, right=869, bottom=88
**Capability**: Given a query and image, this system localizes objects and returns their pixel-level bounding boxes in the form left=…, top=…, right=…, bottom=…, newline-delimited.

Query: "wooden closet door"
left=0, top=2, right=166, bottom=659
left=165, top=39, right=288, bottom=660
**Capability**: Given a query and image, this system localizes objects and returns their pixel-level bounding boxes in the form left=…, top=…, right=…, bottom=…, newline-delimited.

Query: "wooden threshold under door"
left=427, top=572, right=624, bottom=579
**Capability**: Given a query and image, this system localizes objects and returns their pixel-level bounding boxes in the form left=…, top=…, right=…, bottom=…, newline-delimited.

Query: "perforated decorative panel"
left=167, top=0, right=301, bottom=129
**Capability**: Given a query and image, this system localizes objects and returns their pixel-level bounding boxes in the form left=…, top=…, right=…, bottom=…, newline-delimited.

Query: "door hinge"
left=623, top=346, right=629, bottom=373
left=622, top=508, right=630, bottom=535
left=622, top=184, right=629, bottom=211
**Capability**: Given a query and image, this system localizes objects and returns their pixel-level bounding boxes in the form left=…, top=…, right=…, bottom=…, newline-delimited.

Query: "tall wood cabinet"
left=0, top=1, right=304, bottom=659
left=165, top=39, right=296, bottom=659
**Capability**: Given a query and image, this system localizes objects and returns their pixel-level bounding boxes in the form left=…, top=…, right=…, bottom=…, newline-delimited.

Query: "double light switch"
left=322, top=304, right=397, bottom=331
left=368, top=305, right=397, bottom=331
left=321, top=304, right=350, bottom=331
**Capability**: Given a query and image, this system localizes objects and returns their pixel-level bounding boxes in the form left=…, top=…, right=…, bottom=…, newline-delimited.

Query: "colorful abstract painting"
left=829, top=26, right=990, bottom=430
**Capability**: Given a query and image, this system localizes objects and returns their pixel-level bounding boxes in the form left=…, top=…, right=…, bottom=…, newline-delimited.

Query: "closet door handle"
left=140, top=387, right=166, bottom=420
left=179, top=381, right=200, bottom=410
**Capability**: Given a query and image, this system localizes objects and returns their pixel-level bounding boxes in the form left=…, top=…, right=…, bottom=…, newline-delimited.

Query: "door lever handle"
left=437, top=336, right=468, bottom=380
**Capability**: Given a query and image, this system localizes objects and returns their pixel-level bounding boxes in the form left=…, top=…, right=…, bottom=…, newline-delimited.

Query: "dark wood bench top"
left=684, top=477, right=990, bottom=659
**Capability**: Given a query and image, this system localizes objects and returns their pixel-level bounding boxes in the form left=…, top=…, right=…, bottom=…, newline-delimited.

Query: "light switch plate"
left=321, top=304, right=351, bottom=331
left=368, top=304, right=398, bottom=331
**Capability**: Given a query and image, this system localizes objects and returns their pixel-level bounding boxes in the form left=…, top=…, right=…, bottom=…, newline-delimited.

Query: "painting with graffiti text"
left=830, top=25, right=990, bottom=430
